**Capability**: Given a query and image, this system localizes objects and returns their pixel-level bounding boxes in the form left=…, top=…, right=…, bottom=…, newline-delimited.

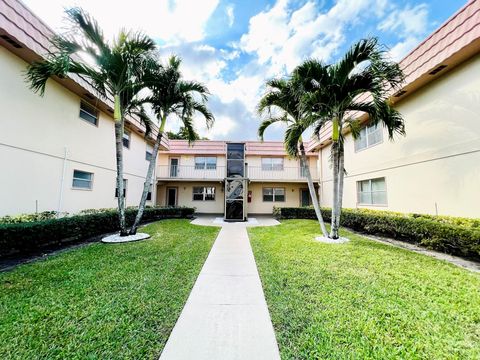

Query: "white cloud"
left=23, top=0, right=220, bottom=43
left=379, top=3, right=429, bottom=60
left=379, top=4, right=429, bottom=35
left=239, top=0, right=389, bottom=74
left=226, top=4, right=235, bottom=28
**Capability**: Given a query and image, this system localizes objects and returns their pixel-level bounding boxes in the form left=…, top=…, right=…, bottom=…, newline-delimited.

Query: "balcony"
left=157, top=164, right=318, bottom=182
left=247, top=166, right=318, bottom=182
left=157, top=165, right=225, bottom=180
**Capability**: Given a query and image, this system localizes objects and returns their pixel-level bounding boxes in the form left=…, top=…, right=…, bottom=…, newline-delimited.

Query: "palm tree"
left=295, top=38, right=405, bottom=239
left=258, top=78, right=329, bottom=237
left=129, top=55, right=214, bottom=235
left=25, top=8, right=157, bottom=236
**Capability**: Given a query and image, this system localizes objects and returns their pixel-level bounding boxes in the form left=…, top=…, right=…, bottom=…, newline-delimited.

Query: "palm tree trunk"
left=337, top=141, right=345, bottom=219
left=299, top=143, right=328, bottom=237
left=330, top=140, right=340, bottom=239
left=129, top=132, right=163, bottom=235
left=114, top=121, right=127, bottom=236
left=113, top=94, right=127, bottom=236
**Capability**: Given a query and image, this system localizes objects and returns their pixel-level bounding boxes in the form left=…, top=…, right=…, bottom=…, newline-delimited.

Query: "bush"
left=0, top=211, right=59, bottom=224
left=0, top=207, right=194, bottom=258
left=273, top=207, right=480, bottom=260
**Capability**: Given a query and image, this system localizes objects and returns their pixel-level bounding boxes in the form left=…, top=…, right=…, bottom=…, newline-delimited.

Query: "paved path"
left=159, top=221, right=281, bottom=360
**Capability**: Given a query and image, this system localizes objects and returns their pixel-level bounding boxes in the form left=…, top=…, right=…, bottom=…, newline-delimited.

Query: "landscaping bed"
left=274, top=207, right=480, bottom=260
left=0, top=219, right=219, bottom=359
left=249, top=220, right=480, bottom=359
left=0, top=207, right=194, bottom=258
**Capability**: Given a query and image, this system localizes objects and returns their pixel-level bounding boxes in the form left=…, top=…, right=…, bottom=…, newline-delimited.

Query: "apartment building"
left=310, top=0, right=480, bottom=218
left=1, top=0, right=479, bottom=219
left=0, top=0, right=168, bottom=216
left=156, top=140, right=318, bottom=220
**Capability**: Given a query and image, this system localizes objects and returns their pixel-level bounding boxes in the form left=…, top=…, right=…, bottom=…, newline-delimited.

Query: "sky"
left=23, top=0, right=466, bottom=140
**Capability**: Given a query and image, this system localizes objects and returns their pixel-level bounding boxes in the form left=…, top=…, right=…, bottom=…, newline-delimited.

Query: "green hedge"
left=0, top=207, right=194, bottom=258
left=273, top=207, right=480, bottom=260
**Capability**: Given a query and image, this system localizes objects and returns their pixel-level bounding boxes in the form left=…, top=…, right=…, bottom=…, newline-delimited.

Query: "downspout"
left=57, top=146, right=68, bottom=217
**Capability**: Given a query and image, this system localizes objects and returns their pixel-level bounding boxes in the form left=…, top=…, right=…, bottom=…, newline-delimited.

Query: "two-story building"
left=1, top=0, right=479, bottom=219
left=155, top=140, right=318, bottom=220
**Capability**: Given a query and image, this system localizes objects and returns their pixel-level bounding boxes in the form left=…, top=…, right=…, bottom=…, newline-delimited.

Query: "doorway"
left=166, top=187, right=178, bottom=207
left=300, top=188, right=311, bottom=207
left=170, top=158, right=179, bottom=177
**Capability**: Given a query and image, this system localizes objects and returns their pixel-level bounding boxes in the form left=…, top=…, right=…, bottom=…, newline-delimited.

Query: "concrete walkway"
left=159, top=220, right=281, bottom=360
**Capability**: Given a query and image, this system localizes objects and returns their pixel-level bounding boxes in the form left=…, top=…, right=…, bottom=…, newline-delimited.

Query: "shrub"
left=273, top=207, right=480, bottom=260
left=0, top=211, right=59, bottom=224
left=0, top=207, right=194, bottom=258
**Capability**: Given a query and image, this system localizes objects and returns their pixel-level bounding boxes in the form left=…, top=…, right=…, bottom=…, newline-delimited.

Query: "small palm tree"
left=258, top=78, right=328, bottom=237
left=25, top=8, right=157, bottom=236
left=295, top=38, right=405, bottom=239
left=129, top=56, right=214, bottom=234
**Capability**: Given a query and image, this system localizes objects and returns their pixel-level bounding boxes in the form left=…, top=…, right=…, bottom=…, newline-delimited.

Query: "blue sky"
left=24, top=0, right=466, bottom=140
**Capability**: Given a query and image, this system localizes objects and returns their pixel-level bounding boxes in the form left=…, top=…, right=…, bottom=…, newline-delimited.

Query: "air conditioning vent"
left=0, top=35, right=22, bottom=48
left=429, top=65, right=447, bottom=75
left=394, top=90, right=407, bottom=98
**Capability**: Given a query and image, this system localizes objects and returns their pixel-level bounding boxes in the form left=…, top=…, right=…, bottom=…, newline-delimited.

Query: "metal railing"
left=248, top=166, right=318, bottom=181
left=157, top=165, right=226, bottom=179
left=157, top=164, right=318, bottom=181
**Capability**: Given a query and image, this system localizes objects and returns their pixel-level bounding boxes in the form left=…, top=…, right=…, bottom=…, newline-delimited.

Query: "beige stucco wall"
left=156, top=181, right=224, bottom=213
left=319, top=55, right=480, bottom=217
left=156, top=181, right=307, bottom=215
left=0, top=46, right=154, bottom=216
left=246, top=182, right=305, bottom=214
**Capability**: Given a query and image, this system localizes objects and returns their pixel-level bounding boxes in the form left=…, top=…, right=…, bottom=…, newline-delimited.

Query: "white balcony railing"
left=247, top=166, right=318, bottom=181
left=157, top=165, right=225, bottom=180
left=157, top=164, right=318, bottom=181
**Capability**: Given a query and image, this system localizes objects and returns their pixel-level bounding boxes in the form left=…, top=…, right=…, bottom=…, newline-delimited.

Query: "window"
left=72, top=170, right=93, bottom=189
left=193, top=186, right=216, bottom=201
left=263, top=187, right=285, bottom=202
left=115, top=179, right=128, bottom=198
left=262, top=157, right=284, bottom=171
left=123, top=130, right=131, bottom=148
left=146, top=144, right=153, bottom=161
left=195, top=156, right=217, bottom=170
left=354, top=123, right=383, bottom=151
left=79, top=101, right=98, bottom=125
left=357, top=177, right=387, bottom=205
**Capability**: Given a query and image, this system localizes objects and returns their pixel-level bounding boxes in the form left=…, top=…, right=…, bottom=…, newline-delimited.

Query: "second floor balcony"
left=156, top=164, right=319, bottom=182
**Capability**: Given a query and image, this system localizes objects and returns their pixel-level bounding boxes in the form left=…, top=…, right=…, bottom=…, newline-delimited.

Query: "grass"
left=0, top=219, right=219, bottom=360
left=249, top=220, right=480, bottom=360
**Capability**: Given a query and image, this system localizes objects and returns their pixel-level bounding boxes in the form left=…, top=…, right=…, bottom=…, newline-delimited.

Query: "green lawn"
left=249, top=220, right=480, bottom=360
left=0, top=219, right=218, bottom=360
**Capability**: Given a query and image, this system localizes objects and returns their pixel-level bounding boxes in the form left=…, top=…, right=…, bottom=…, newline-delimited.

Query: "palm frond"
left=257, top=115, right=289, bottom=140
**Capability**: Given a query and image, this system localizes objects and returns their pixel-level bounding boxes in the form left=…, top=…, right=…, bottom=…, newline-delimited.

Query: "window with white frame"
left=354, top=123, right=383, bottom=151
left=79, top=101, right=98, bottom=125
left=115, top=179, right=128, bottom=198
left=261, top=157, right=284, bottom=171
left=146, top=144, right=153, bottom=161
left=195, top=156, right=217, bottom=170
left=192, top=186, right=216, bottom=201
left=357, top=177, right=387, bottom=205
left=123, top=130, right=131, bottom=148
left=72, top=170, right=93, bottom=189
left=263, top=187, right=285, bottom=202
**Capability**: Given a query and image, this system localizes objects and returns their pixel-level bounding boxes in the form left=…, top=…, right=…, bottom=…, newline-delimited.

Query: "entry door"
left=300, top=189, right=311, bottom=207
left=166, top=187, right=177, bottom=207
left=170, top=158, right=179, bottom=177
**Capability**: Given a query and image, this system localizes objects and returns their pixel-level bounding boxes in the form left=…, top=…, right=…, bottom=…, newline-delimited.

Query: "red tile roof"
left=160, top=140, right=316, bottom=156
